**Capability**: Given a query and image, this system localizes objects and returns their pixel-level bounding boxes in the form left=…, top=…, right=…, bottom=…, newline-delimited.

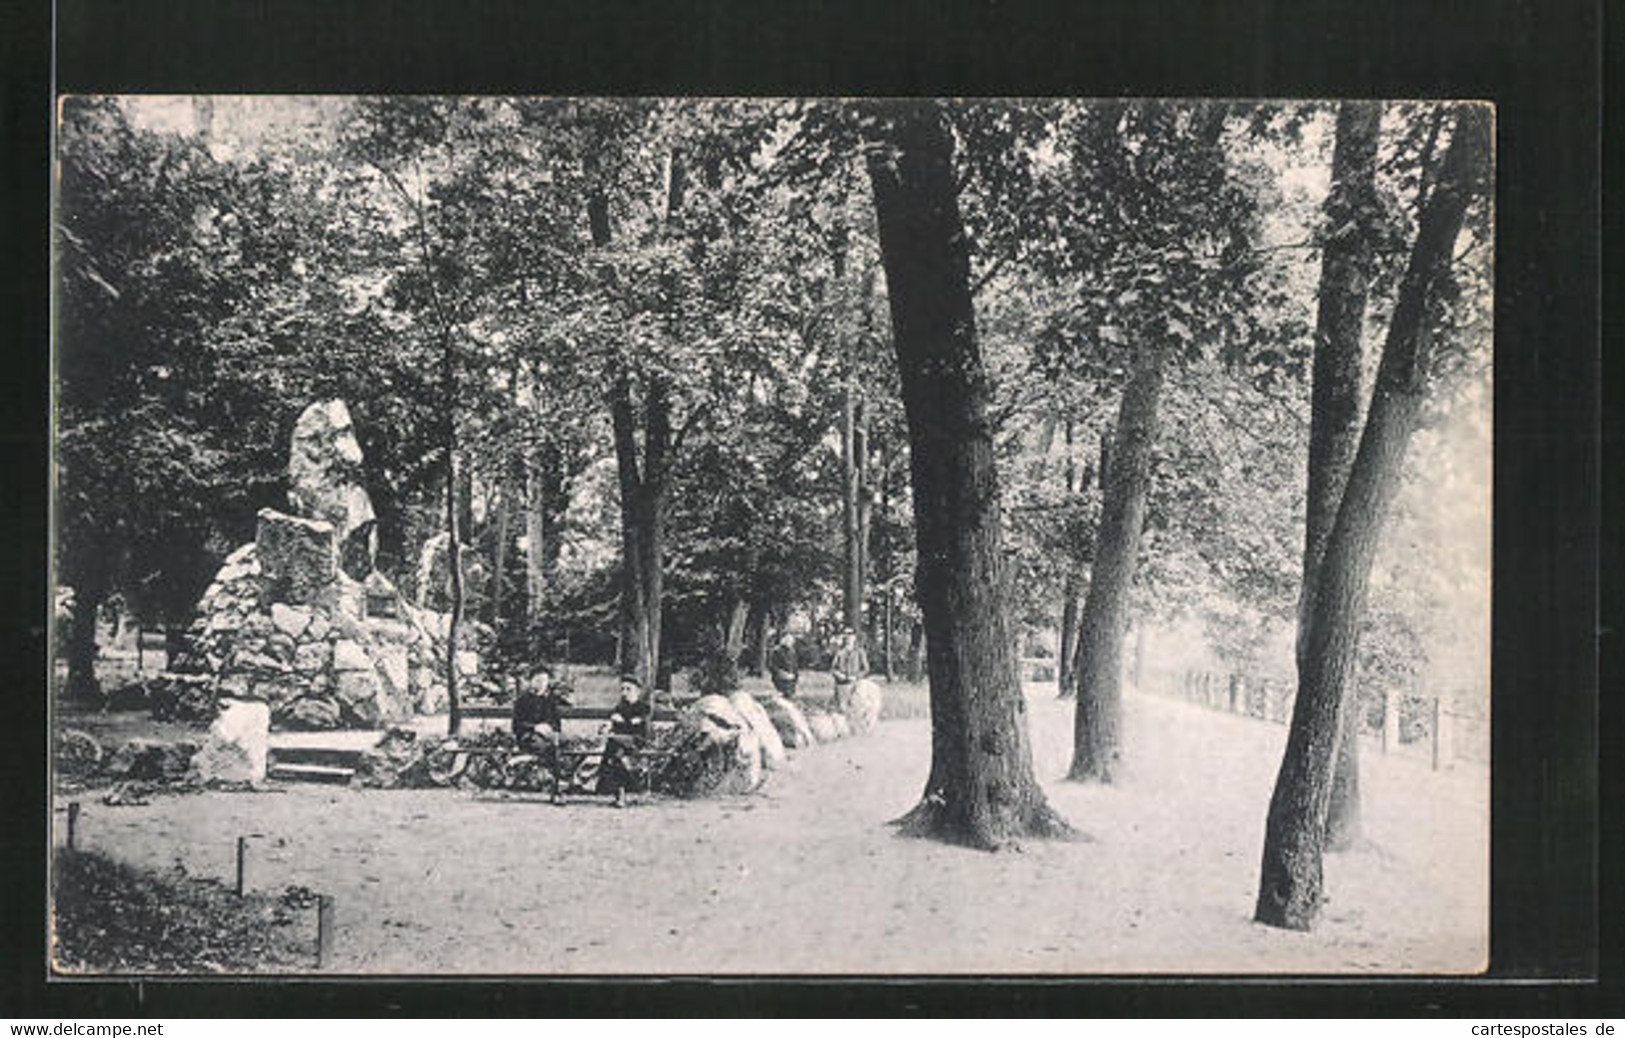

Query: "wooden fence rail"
left=1147, top=667, right=1485, bottom=770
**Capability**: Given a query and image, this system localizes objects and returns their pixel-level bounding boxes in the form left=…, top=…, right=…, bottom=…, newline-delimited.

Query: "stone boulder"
left=276, top=696, right=342, bottom=731
left=830, top=712, right=851, bottom=739
left=760, top=694, right=815, bottom=749
left=147, top=672, right=220, bottom=724
left=288, top=400, right=377, bottom=579
left=728, top=691, right=787, bottom=770
left=843, top=678, right=884, bottom=735
left=655, top=694, right=765, bottom=797
left=105, top=739, right=199, bottom=782
left=806, top=710, right=839, bottom=743
left=256, top=509, right=337, bottom=606
left=191, top=698, right=269, bottom=784
left=354, top=726, right=449, bottom=789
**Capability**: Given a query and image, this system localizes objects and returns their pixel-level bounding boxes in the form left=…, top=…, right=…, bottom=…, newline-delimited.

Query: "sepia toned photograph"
left=49, top=95, right=1492, bottom=976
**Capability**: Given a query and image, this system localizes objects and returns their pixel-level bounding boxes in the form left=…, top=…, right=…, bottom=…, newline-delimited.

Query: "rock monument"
left=170, top=400, right=458, bottom=730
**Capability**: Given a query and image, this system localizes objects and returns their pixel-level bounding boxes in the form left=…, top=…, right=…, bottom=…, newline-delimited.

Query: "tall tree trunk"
left=1068, top=345, right=1165, bottom=782
left=877, top=429, right=896, bottom=680
left=64, top=568, right=108, bottom=701
left=591, top=167, right=672, bottom=688
left=866, top=99, right=1072, bottom=848
left=1256, top=105, right=1488, bottom=931
left=1299, top=102, right=1383, bottom=852
left=609, top=375, right=669, bottom=687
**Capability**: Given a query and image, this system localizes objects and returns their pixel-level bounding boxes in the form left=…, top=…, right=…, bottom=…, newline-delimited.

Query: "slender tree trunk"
left=455, top=464, right=475, bottom=556
left=1257, top=105, right=1488, bottom=930
left=1298, top=102, right=1383, bottom=852
left=751, top=604, right=772, bottom=677
left=444, top=447, right=464, bottom=736
left=524, top=436, right=548, bottom=640
left=906, top=618, right=926, bottom=681
left=866, top=99, right=1072, bottom=848
left=1062, top=106, right=1231, bottom=778
left=842, top=375, right=866, bottom=637
left=1068, top=345, right=1165, bottom=782
left=1056, top=419, right=1081, bottom=698
left=1056, top=577, right=1080, bottom=697
left=724, top=544, right=757, bottom=661
left=490, top=457, right=513, bottom=629
left=724, top=599, right=749, bottom=660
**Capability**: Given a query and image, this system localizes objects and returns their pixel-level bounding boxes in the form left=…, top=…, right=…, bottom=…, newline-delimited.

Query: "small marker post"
left=66, top=802, right=80, bottom=852
left=235, top=836, right=247, bottom=896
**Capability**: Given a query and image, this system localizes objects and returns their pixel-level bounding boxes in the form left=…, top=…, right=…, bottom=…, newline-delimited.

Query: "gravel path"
left=55, top=686, right=1486, bottom=974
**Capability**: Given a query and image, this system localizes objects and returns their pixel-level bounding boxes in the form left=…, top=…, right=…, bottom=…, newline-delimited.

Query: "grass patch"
left=52, top=848, right=316, bottom=974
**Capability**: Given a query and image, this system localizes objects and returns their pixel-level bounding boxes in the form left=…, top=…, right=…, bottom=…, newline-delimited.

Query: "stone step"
left=267, top=761, right=356, bottom=785
left=269, top=745, right=366, bottom=769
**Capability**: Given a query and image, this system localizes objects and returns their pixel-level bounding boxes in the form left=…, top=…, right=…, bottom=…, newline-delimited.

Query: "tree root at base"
left=888, top=795, right=1084, bottom=850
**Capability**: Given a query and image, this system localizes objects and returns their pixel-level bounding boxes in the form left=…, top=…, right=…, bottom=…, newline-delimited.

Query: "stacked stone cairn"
left=169, top=400, right=459, bottom=732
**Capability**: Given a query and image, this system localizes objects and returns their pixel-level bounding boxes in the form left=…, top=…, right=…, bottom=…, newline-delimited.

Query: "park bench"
left=453, top=699, right=689, bottom=804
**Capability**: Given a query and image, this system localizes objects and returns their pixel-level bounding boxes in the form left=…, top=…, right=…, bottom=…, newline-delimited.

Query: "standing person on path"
left=831, top=628, right=868, bottom=713
left=769, top=631, right=800, bottom=699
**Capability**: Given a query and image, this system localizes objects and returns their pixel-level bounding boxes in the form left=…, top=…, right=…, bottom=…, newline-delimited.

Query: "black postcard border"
left=4, top=0, right=1609, bottom=1017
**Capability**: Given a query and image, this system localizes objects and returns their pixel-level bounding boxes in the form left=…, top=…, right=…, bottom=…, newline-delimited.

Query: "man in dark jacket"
left=512, top=664, right=567, bottom=756
left=768, top=632, right=799, bottom=698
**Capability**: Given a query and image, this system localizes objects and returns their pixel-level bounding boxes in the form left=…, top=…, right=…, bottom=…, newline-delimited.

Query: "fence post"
left=316, top=895, right=336, bottom=968
left=235, top=836, right=248, bottom=897
left=1432, top=696, right=1452, bottom=771
left=66, top=801, right=80, bottom=851
left=1382, top=689, right=1398, bottom=754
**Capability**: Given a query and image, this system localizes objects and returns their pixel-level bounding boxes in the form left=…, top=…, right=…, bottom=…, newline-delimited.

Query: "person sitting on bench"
left=596, top=673, right=652, bottom=806
left=511, top=664, right=568, bottom=758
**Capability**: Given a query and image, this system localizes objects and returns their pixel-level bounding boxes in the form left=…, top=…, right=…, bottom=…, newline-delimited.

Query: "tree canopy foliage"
left=55, top=95, right=1490, bottom=880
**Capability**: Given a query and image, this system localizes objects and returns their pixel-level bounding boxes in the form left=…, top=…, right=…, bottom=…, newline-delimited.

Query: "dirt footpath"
left=57, top=688, right=1486, bottom=974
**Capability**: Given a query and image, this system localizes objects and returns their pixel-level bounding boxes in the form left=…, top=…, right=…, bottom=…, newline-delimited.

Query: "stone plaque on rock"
left=256, top=509, right=337, bottom=605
